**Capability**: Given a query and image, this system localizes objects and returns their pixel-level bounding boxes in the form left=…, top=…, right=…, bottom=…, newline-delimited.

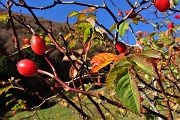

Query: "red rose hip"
left=17, top=59, right=38, bottom=77
left=154, top=0, right=170, bottom=12
left=168, top=22, right=174, bottom=29
left=31, top=34, right=46, bottom=55
left=23, top=38, right=30, bottom=44
left=115, top=42, right=126, bottom=53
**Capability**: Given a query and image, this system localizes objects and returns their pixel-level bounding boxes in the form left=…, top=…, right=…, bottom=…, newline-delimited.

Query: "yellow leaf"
left=90, top=53, right=116, bottom=64
left=90, top=53, right=117, bottom=73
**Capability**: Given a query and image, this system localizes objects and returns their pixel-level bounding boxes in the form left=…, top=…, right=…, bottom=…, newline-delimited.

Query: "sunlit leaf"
left=0, top=88, right=6, bottom=95
left=106, top=59, right=131, bottom=89
left=44, top=36, right=52, bottom=43
left=86, top=17, right=95, bottom=27
left=91, top=61, right=112, bottom=73
left=116, top=69, right=141, bottom=115
left=110, top=24, right=116, bottom=33
left=68, top=39, right=77, bottom=49
left=68, top=11, right=79, bottom=17
left=83, top=27, right=93, bottom=45
left=0, top=85, right=13, bottom=95
left=64, top=33, right=73, bottom=40
left=132, top=56, right=158, bottom=78
left=118, top=21, right=130, bottom=37
left=81, top=7, right=96, bottom=13
left=90, top=53, right=117, bottom=73
left=78, top=13, right=87, bottom=21
left=141, top=49, right=162, bottom=59
left=76, top=22, right=92, bottom=29
left=0, top=14, right=9, bottom=22
left=139, top=38, right=147, bottom=44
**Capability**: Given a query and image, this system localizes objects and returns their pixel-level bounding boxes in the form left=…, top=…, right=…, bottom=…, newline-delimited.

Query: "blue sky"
left=0, top=0, right=179, bottom=44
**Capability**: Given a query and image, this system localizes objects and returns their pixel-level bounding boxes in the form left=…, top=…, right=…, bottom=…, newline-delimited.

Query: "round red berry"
left=17, top=59, right=38, bottom=77
left=154, top=0, right=170, bottom=12
left=168, top=22, right=174, bottom=29
left=115, top=42, right=126, bottom=53
left=23, top=38, right=30, bottom=44
left=31, top=34, right=46, bottom=55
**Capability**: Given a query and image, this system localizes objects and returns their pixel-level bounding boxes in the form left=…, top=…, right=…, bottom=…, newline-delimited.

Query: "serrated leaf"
left=83, top=27, right=93, bottom=45
left=90, top=53, right=117, bottom=73
left=141, top=49, right=162, bottom=59
left=110, top=24, right=116, bottom=33
left=68, top=11, right=79, bottom=17
left=132, top=56, right=158, bottom=78
left=118, top=21, right=130, bottom=37
left=106, top=59, right=131, bottom=89
left=116, top=69, right=141, bottom=115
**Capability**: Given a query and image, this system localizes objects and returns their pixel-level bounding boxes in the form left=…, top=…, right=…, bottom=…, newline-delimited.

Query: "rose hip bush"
left=0, top=0, right=180, bottom=120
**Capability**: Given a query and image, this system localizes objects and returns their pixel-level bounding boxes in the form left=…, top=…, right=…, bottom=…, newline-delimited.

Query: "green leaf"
left=0, top=88, right=6, bottom=95
left=132, top=18, right=140, bottom=25
left=76, top=22, right=92, bottom=29
left=110, top=24, right=116, bottom=33
left=139, top=38, right=147, bottom=44
left=0, top=85, right=12, bottom=95
left=68, top=11, right=79, bottom=17
left=116, top=69, right=141, bottom=115
left=132, top=56, right=158, bottom=78
left=118, top=21, right=130, bottom=37
left=174, top=0, right=179, bottom=6
left=68, top=39, right=77, bottom=49
left=141, top=49, right=162, bottom=59
left=149, top=32, right=157, bottom=37
left=106, top=59, right=131, bottom=89
left=44, top=36, right=52, bottom=43
left=83, top=27, right=93, bottom=45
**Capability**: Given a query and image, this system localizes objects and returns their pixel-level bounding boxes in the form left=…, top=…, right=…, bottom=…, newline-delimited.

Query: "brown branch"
left=154, top=67, right=173, bottom=120
left=142, top=105, right=167, bottom=120
left=6, top=0, right=23, bottom=59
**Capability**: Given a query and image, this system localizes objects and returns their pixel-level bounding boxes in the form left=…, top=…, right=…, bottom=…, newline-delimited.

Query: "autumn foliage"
left=0, top=0, right=180, bottom=120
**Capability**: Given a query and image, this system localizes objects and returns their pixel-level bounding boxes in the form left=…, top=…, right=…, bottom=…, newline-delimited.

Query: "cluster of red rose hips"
left=17, top=34, right=46, bottom=77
